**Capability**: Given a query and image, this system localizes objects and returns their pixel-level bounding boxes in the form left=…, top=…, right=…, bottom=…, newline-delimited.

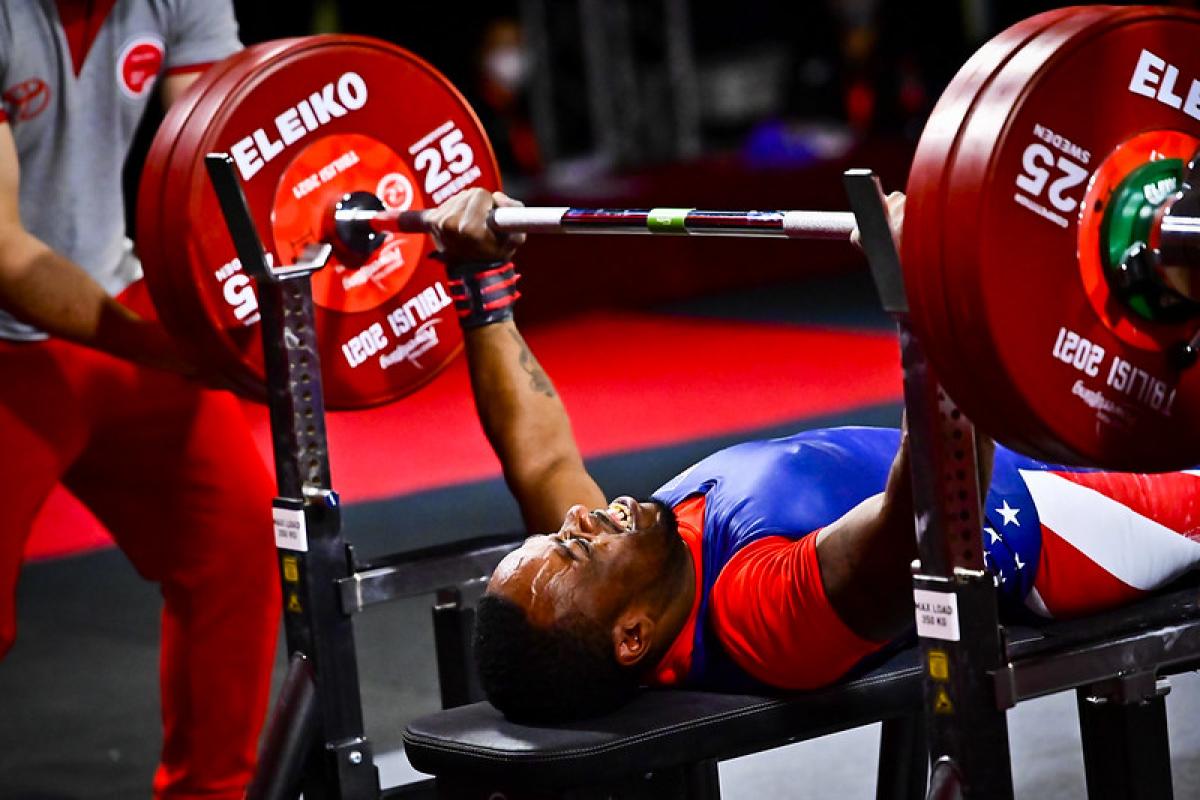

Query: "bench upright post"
left=846, top=170, right=1014, bottom=799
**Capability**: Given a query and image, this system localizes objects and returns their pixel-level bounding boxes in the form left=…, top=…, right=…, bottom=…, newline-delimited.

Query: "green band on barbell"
left=647, top=208, right=693, bottom=233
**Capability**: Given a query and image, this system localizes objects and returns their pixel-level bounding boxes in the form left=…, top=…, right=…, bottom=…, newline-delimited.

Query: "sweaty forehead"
left=489, top=537, right=571, bottom=602
left=490, top=538, right=551, bottom=584
left=489, top=540, right=578, bottom=626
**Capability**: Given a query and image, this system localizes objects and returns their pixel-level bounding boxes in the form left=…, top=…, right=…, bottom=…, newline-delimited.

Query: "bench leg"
left=682, top=759, right=721, bottom=799
left=1076, top=679, right=1173, bottom=800
left=877, top=715, right=928, bottom=800
left=432, top=586, right=483, bottom=709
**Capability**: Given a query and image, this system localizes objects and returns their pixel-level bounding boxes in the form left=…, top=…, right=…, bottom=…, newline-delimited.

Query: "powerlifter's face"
left=488, top=497, right=681, bottom=629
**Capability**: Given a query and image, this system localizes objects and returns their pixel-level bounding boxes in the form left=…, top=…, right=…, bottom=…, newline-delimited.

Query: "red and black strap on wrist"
left=444, top=259, right=522, bottom=329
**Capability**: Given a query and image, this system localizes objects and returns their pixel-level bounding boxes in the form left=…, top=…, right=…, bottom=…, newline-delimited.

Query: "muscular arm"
left=0, top=124, right=186, bottom=370
left=814, top=428, right=918, bottom=641
left=431, top=188, right=604, bottom=532
left=815, top=425, right=996, bottom=642
left=465, top=321, right=605, bottom=532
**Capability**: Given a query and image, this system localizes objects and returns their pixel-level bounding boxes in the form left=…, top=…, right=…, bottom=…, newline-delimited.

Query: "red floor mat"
left=24, top=312, right=900, bottom=560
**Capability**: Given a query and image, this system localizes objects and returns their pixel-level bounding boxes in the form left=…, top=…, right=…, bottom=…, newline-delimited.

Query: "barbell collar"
left=1159, top=212, right=1200, bottom=269
left=1158, top=167, right=1200, bottom=269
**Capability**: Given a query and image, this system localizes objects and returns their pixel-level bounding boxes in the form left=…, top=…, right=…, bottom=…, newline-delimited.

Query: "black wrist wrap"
left=445, top=260, right=522, bottom=329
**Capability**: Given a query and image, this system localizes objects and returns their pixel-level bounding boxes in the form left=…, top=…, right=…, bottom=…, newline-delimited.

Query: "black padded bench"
left=402, top=579, right=1200, bottom=800
left=405, top=647, right=923, bottom=799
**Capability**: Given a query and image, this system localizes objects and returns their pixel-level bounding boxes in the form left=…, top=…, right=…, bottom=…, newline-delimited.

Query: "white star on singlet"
left=996, top=500, right=1021, bottom=527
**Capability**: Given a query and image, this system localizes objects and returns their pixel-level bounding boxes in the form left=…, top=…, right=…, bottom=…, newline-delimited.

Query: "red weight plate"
left=922, top=7, right=1200, bottom=469
left=942, top=7, right=1198, bottom=467
left=904, top=6, right=1101, bottom=433
left=140, top=42, right=300, bottom=398
left=141, top=36, right=501, bottom=408
left=912, top=6, right=1129, bottom=463
left=138, top=47, right=253, bottom=384
left=902, top=4, right=1118, bottom=443
left=912, top=6, right=1128, bottom=460
left=158, top=43, right=322, bottom=400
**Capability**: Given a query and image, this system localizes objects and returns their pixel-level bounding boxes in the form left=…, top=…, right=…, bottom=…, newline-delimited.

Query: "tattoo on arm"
left=510, top=329, right=556, bottom=397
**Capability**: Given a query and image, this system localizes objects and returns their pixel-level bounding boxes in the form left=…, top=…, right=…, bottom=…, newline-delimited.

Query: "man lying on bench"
left=431, top=187, right=1200, bottom=724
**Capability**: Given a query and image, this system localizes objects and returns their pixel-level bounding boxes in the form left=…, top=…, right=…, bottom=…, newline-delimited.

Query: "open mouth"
left=594, top=498, right=635, bottom=533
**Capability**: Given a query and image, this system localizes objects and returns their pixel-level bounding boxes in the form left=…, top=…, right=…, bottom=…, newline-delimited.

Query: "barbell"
left=137, top=6, right=1200, bottom=470
left=329, top=193, right=858, bottom=249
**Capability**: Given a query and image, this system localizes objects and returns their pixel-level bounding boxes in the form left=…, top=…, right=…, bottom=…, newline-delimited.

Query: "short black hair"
left=474, top=593, right=640, bottom=723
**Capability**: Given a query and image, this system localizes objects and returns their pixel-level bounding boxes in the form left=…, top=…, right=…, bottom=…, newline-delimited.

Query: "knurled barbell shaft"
left=335, top=206, right=858, bottom=241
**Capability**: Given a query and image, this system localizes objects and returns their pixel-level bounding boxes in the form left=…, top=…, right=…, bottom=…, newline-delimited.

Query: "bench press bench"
left=404, top=646, right=924, bottom=800
left=401, top=577, right=1200, bottom=799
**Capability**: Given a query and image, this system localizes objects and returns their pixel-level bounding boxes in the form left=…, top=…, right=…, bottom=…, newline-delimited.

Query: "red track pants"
left=0, top=329, right=280, bottom=798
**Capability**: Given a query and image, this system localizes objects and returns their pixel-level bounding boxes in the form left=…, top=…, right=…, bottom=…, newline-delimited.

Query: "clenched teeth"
left=608, top=501, right=633, bottom=531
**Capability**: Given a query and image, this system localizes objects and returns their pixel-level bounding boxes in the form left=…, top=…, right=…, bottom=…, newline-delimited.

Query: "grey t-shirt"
left=0, top=0, right=240, bottom=340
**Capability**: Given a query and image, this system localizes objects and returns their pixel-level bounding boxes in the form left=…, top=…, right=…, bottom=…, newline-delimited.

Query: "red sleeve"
left=710, top=533, right=886, bottom=690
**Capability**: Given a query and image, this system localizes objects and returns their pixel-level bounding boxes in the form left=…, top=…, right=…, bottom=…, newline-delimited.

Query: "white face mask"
left=484, top=46, right=527, bottom=92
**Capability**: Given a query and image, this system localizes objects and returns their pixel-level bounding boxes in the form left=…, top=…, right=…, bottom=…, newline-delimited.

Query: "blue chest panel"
left=652, top=427, right=1082, bottom=690
left=655, top=427, right=900, bottom=564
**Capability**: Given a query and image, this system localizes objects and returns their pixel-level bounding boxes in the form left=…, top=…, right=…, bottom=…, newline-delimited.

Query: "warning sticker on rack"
left=928, top=648, right=949, bottom=681
left=934, top=686, right=955, bottom=715
left=281, top=555, right=300, bottom=583
left=273, top=507, right=308, bottom=552
left=914, top=589, right=960, bottom=641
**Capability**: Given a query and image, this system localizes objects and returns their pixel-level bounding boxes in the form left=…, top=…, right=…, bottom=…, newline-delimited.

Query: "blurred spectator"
left=871, top=0, right=969, bottom=139
left=334, top=3, right=537, bottom=183
left=474, top=18, right=542, bottom=180
left=703, top=0, right=968, bottom=166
